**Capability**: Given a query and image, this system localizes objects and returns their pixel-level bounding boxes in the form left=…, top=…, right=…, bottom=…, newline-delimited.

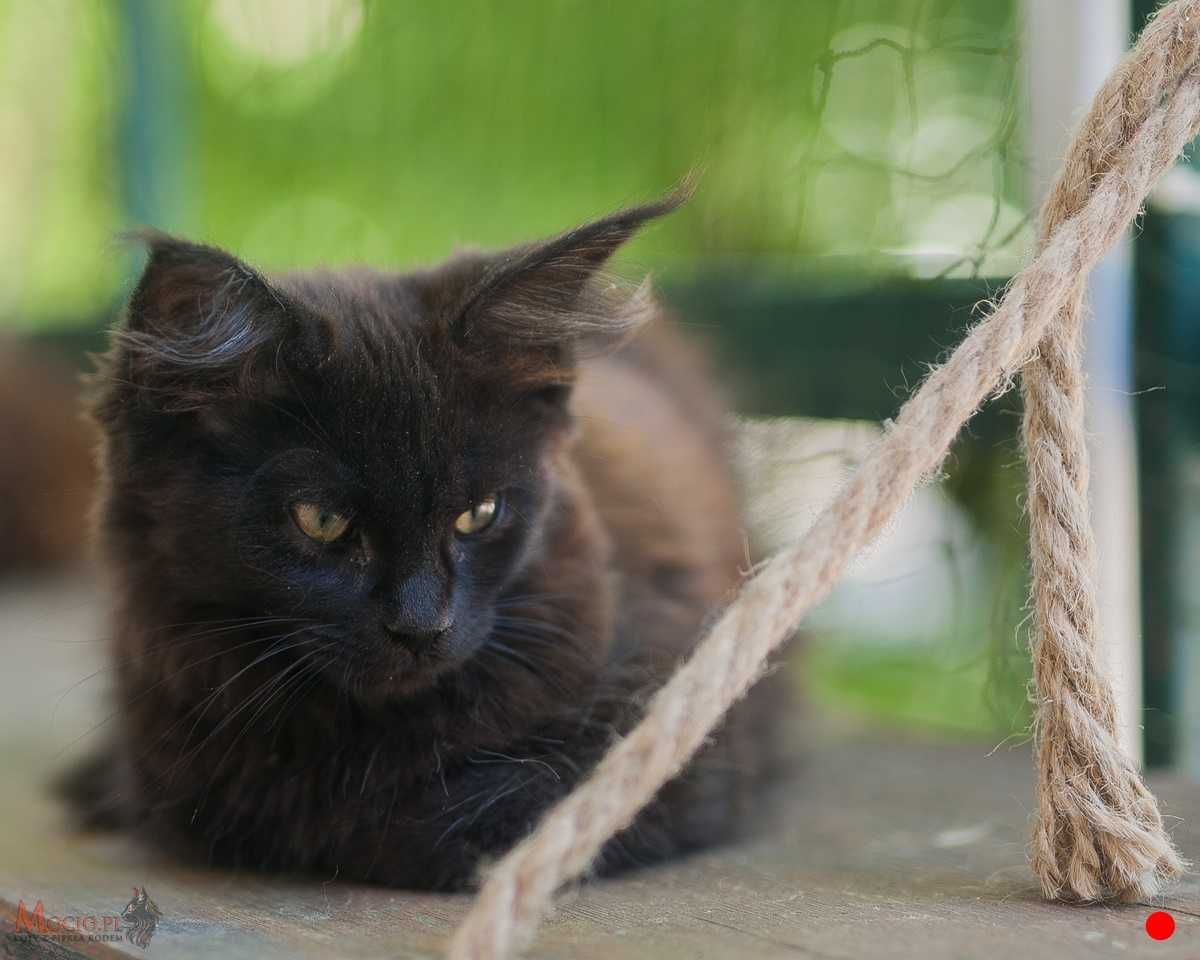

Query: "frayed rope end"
left=1030, top=759, right=1187, bottom=904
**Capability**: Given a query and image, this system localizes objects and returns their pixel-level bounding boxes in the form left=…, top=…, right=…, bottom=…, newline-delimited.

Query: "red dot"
left=1146, top=911, right=1175, bottom=941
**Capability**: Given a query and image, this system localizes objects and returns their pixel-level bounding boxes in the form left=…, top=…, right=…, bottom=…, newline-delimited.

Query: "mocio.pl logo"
left=11, top=886, right=163, bottom=950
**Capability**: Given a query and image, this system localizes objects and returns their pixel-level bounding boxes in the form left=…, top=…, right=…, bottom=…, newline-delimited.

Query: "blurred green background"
left=0, top=0, right=1035, bottom=739
left=2, top=0, right=1024, bottom=325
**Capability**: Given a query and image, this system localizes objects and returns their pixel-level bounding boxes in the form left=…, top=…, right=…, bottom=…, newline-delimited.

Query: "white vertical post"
left=1024, top=0, right=1143, bottom=762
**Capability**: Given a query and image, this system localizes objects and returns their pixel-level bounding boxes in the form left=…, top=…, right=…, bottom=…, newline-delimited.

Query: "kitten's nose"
left=384, top=569, right=452, bottom=651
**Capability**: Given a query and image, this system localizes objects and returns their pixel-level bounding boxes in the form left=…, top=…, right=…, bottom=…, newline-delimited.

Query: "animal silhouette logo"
left=120, top=886, right=162, bottom=949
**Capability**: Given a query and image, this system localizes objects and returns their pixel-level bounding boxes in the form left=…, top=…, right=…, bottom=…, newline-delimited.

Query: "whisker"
left=52, top=618, right=316, bottom=710
left=52, top=627, right=321, bottom=761
left=197, top=645, right=335, bottom=783
left=155, top=629, right=325, bottom=761
left=492, top=615, right=577, bottom=642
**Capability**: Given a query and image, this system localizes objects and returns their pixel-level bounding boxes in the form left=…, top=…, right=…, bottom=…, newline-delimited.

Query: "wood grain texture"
left=1, top=576, right=1195, bottom=958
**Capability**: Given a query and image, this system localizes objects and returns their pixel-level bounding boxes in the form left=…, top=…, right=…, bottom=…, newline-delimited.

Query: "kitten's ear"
left=452, top=185, right=689, bottom=353
left=105, top=232, right=304, bottom=413
left=125, top=230, right=286, bottom=350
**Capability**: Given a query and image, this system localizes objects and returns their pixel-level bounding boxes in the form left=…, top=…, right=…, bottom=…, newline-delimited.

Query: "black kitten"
left=60, top=194, right=785, bottom=890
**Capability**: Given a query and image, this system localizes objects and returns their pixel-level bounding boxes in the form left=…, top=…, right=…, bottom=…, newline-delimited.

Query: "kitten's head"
left=92, top=193, right=682, bottom=703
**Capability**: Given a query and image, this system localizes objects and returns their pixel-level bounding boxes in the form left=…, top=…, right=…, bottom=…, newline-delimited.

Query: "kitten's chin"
left=349, top=658, right=453, bottom=704
left=335, top=631, right=485, bottom=705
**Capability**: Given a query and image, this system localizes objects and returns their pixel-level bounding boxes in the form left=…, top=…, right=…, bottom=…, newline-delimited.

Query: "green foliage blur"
left=1, top=0, right=1022, bottom=329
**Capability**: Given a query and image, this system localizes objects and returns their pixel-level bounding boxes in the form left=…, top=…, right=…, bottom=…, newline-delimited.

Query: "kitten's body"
left=62, top=197, right=783, bottom=889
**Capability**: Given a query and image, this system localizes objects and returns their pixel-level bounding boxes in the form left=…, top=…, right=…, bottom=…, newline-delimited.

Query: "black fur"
left=60, top=193, right=785, bottom=890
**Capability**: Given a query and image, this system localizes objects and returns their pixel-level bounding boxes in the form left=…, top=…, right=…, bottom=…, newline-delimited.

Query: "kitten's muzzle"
left=383, top=621, right=450, bottom=652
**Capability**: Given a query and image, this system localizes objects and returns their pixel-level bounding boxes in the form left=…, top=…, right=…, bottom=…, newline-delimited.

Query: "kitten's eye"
left=291, top=502, right=352, bottom=543
left=454, top=495, right=500, bottom=536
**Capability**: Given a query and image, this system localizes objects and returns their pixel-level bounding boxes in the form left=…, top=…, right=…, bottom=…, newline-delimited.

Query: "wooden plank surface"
left=1, top=574, right=1196, bottom=959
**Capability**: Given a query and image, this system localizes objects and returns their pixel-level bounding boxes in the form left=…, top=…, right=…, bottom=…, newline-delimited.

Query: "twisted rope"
left=448, top=4, right=1197, bottom=956
left=1025, top=0, right=1200, bottom=902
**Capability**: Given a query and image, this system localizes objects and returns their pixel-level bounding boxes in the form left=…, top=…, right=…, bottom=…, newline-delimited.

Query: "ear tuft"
left=123, top=229, right=287, bottom=353
left=92, top=232, right=295, bottom=418
left=453, top=183, right=690, bottom=353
